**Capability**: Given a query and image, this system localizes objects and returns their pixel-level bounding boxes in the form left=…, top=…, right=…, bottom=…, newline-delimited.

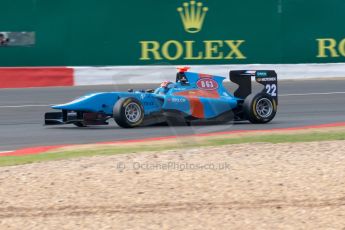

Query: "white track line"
left=0, top=104, right=53, bottom=108
left=0, top=151, right=14, bottom=154
left=280, top=91, right=345, bottom=97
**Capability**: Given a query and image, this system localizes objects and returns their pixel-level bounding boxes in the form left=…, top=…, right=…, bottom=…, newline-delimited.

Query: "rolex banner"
left=0, top=0, right=345, bottom=66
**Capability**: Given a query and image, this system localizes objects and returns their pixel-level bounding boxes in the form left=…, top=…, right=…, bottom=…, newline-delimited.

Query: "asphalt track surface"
left=0, top=79, right=345, bottom=151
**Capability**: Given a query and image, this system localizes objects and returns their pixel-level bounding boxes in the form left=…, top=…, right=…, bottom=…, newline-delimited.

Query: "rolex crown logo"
left=177, top=1, right=208, bottom=34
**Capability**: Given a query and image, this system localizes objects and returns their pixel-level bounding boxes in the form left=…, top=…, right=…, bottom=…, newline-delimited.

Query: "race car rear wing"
left=229, top=70, right=278, bottom=104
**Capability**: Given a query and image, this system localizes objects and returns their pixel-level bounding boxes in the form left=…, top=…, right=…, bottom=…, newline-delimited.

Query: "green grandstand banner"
left=0, top=0, right=345, bottom=66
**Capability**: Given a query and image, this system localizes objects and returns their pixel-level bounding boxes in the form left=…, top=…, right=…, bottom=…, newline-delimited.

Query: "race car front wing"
left=44, top=111, right=109, bottom=126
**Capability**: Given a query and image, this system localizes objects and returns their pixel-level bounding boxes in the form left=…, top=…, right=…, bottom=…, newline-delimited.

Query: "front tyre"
left=243, top=93, right=277, bottom=124
left=113, top=97, right=144, bottom=128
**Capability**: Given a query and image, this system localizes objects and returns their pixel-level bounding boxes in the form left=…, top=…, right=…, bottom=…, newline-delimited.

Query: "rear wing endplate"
left=229, top=70, right=278, bottom=104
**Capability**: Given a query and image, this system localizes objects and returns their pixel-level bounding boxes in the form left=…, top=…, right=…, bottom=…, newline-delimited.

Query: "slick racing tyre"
left=113, top=97, right=144, bottom=128
left=243, top=92, right=277, bottom=124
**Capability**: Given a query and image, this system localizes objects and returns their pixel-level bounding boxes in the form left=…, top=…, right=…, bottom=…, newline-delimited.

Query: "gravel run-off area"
left=1, top=140, right=345, bottom=229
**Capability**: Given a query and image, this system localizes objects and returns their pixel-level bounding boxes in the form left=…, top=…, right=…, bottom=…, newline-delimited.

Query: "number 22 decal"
left=265, top=84, right=277, bottom=96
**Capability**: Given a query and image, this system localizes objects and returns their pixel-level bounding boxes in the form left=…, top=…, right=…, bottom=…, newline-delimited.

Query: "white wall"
left=73, top=63, right=345, bottom=85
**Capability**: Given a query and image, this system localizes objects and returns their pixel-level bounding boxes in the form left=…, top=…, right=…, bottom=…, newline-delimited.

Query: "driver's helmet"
left=156, top=81, right=174, bottom=94
left=160, top=81, right=173, bottom=88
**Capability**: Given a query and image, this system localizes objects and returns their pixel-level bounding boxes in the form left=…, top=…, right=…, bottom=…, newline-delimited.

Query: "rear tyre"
left=113, top=97, right=144, bottom=128
left=243, top=93, right=277, bottom=124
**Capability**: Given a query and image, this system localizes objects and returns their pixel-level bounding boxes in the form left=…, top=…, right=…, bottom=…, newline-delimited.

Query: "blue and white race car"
left=45, top=67, right=278, bottom=128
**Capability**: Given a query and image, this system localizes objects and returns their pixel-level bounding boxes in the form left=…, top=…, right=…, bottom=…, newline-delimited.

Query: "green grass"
left=1, top=131, right=345, bottom=167
left=209, top=131, right=345, bottom=145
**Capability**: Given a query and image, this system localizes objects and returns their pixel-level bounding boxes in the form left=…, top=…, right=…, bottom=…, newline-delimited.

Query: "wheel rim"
left=125, top=102, right=142, bottom=123
left=255, top=98, right=273, bottom=118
